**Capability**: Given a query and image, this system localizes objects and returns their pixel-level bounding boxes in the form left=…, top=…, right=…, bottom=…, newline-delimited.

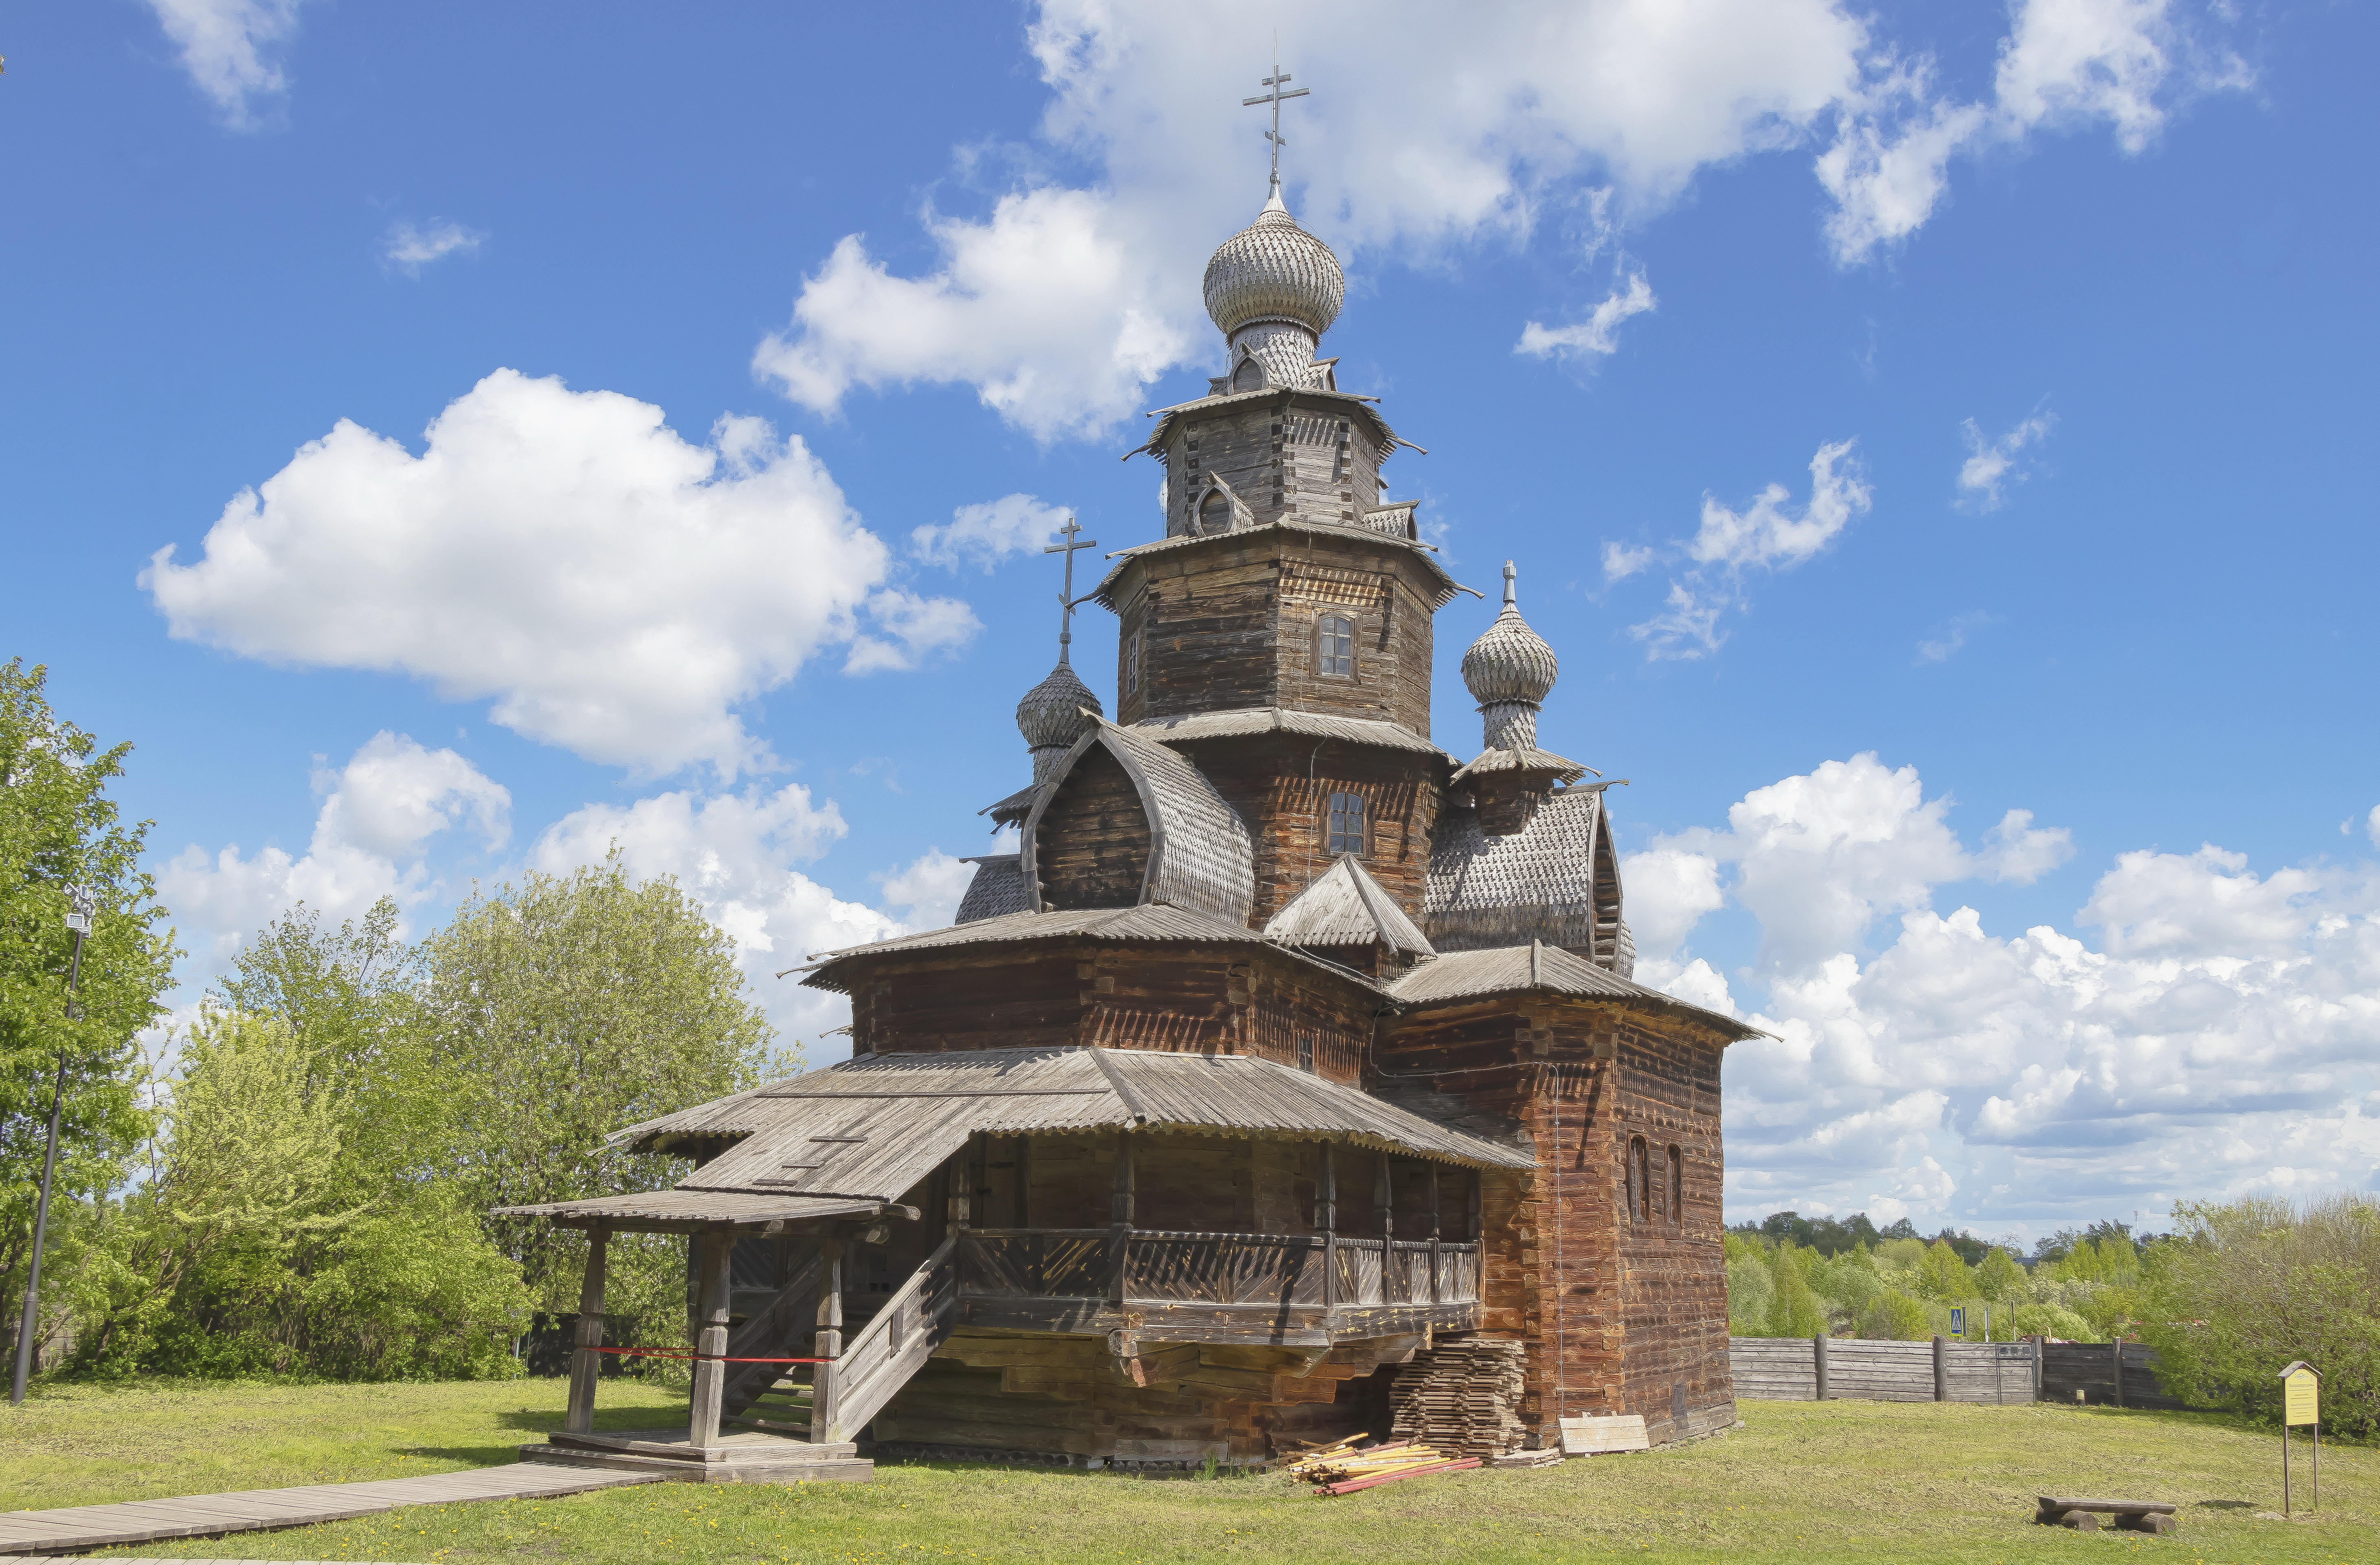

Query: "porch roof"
left=490, top=1189, right=893, bottom=1233
left=607, top=1046, right=1535, bottom=1209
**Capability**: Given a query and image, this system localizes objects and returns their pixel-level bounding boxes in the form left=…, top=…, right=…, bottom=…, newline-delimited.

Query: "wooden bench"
left=2035, top=1496, right=2180, bottom=1534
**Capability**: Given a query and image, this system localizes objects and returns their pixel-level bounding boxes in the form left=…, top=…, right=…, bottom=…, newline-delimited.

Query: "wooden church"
left=503, top=163, right=1757, bottom=1483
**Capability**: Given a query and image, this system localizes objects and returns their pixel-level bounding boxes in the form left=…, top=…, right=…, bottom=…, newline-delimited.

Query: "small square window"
left=1325, top=792, right=1366, bottom=856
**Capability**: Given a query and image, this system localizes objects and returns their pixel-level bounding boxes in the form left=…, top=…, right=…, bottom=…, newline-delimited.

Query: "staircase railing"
left=718, top=1247, right=825, bottom=1422
left=812, top=1233, right=959, bottom=1444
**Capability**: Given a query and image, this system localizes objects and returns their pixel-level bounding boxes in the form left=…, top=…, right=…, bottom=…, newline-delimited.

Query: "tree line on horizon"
left=2, top=656, right=2374, bottom=1438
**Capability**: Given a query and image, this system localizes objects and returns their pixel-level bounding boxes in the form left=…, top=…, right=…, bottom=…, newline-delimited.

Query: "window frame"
left=1315, top=612, right=1356, bottom=678
left=1325, top=791, right=1367, bottom=857
left=1629, top=1136, right=1652, bottom=1225
left=1124, top=631, right=1140, bottom=695
left=1295, top=1036, right=1315, bottom=1073
left=1666, top=1144, right=1683, bottom=1227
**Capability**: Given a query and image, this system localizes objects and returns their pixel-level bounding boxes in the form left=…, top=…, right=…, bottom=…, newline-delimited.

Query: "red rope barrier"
left=577, top=1344, right=828, bottom=1363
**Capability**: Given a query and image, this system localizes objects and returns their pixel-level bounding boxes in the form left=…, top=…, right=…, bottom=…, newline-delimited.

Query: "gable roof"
left=1264, top=855, right=1435, bottom=958
left=800, top=903, right=1290, bottom=991
left=1021, top=716, right=1255, bottom=925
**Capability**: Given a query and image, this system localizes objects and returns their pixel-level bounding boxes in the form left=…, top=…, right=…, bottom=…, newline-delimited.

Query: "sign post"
left=2279, top=1361, right=2320, bottom=1515
left=1950, top=1306, right=1965, bottom=1339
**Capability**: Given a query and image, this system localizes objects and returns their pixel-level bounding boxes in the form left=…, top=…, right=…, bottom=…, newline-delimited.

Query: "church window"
left=1317, top=613, right=1355, bottom=677
left=1125, top=632, right=1140, bottom=695
left=1629, top=1136, right=1651, bottom=1225
left=1296, top=1036, right=1315, bottom=1073
left=1667, top=1145, right=1683, bottom=1226
left=1231, top=355, right=1265, bottom=392
left=1325, top=792, right=1366, bottom=857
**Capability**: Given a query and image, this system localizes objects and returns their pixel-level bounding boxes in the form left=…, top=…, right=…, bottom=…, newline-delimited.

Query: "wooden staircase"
left=721, top=1234, right=959, bottom=1446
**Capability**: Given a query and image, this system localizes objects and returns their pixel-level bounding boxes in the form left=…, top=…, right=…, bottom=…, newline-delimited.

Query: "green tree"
left=1764, top=1242, right=1827, bottom=1337
left=1912, top=1238, right=1974, bottom=1300
left=422, top=853, right=796, bottom=1313
left=1, top=659, right=178, bottom=1371
left=1975, top=1247, right=2024, bottom=1302
left=75, top=1007, right=526, bottom=1379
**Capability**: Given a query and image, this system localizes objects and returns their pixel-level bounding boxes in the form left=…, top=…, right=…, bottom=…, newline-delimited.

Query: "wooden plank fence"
left=1730, top=1337, right=2176, bottom=1408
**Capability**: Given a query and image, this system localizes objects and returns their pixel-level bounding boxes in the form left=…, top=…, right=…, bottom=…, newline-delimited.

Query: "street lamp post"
left=11, top=885, right=94, bottom=1406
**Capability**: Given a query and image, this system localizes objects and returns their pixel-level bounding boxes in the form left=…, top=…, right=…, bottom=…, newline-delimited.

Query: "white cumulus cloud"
left=912, top=494, right=1072, bottom=571
left=531, top=783, right=905, bottom=1043
left=1516, top=271, right=1656, bottom=361
left=1819, top=0, right=2250, bottom=264
left=383, top=219, right=485, bottom=276
left=756, top=1, right=2245, bottom=439
left=160, top=732, right=508, bottom=965
left=1630, top=753, right=2379, bottom=1234
left=1627, top=440, right=1871, bottom=659
left=143, top=369, right=976, bottom=778
left=876, top=849, right=979, bottom=932
left=1957, top=409, right=2057, bottom=510
left=145, top=0, right=312, bottom=128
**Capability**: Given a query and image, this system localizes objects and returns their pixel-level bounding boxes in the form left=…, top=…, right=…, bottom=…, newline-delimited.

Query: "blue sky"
left=5, top=1, right=2374, bottom=1239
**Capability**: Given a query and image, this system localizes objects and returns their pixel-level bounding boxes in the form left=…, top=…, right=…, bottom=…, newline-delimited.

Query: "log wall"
left=1112, top=535, right=1446, bottom=737
left=1161, top=394, right=1391, bottom=539
left=1374, top=996, right=1738, bottom=1448
left=848, top=945, right=1385, bottom=1088
left=1032, top=747, right=1150, bottom=911
left=1178, top=735, right=1440, bottom=926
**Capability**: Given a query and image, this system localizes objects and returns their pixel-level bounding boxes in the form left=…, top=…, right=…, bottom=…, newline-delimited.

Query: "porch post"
left=1107, top=1131, right=1135, bottom=1309
left=810, top=1234, right=845, bottom=1443
left=1319, top=1142, right=1337, bottom=1313
left=1376, top=1155, right=1396, bottom=1304
left=687, top=1230, right=734, bottom=1447
left=563, top=1225, right=610, bottom=1435
left=1427, top=1165, right=1442, bottom=1306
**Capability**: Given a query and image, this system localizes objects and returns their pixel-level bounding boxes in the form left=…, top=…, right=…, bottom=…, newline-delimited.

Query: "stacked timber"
left=1388, top=1339, right=1526, bottom=1458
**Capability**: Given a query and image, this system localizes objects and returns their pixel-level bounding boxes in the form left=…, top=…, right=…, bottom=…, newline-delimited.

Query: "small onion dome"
left=1202, top=187, right=1346, bottom=340
left=1460, top=562, right=1559, bottom=710
left=1016, top=659, right=1102, bottom=752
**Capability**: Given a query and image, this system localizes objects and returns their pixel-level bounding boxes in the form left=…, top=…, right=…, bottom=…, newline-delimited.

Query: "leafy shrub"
left=2138, top=1195, right=2380, bottom=1439
left=1860, top=1291, right=1931, bottom=1341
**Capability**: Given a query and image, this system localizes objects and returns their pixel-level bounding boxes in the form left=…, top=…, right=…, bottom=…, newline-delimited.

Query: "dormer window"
left=1325, top=792, right=1366, bottom=856
left=1231, top=354, right=1265, bottom=392
left=1316, top=614, right=1354, bottom=677
left=1197, top=489, right=1231, bottom=535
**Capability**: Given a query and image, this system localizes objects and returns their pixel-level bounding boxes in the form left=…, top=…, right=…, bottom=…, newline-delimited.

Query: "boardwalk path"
left=0, top=1461, right=657, bottom=1556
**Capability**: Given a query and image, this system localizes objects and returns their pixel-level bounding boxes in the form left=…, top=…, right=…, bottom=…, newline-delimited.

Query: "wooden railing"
left=954, top=1228, right=1480, bottom=1309
left=813, top=1233, right=958, bottom=1444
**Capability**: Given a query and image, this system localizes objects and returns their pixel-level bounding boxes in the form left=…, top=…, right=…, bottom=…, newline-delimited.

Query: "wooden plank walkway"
left=0, top=1461, right=659, bottom=1556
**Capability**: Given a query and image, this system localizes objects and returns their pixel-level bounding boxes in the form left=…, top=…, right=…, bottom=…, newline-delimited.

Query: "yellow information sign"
left=2283, top=1365, right=2319, bottom=1427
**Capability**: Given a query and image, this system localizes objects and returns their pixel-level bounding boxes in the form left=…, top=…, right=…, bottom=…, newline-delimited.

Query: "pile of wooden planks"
left=1388, top=1339, right=1527, bottom=1458
left=1280, top=1436, right=1480, bottom=1495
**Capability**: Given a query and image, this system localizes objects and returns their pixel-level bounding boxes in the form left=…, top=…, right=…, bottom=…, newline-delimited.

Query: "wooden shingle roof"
left=1263, top=855, right=1435, bottom=958
left=1021, top=717, right=1256, bottom=925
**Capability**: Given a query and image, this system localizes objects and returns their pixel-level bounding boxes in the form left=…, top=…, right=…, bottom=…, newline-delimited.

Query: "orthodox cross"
left=1044, top=516, right=1099, bottom=665
left=1241, top=48, right=1311, bottom=192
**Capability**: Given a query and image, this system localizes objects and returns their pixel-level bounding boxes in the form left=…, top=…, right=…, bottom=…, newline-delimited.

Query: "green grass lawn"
left=1, top=1377, right=2369, bottom=1564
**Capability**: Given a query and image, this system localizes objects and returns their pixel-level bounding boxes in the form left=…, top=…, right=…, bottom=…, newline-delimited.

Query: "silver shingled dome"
left=1461, top=564, right=1559, bottom=709
left=1015, top=660, right=1102, bottom=752
left=1201, top=189, right=1346, bottom=339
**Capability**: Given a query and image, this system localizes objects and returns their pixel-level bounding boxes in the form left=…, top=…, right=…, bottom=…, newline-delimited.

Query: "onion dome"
left=1461, top=561, right=1559, bottom=749
left=1016, top=660, right=1102, bottom=785
left=1202, top=187, right=1346, bottom=340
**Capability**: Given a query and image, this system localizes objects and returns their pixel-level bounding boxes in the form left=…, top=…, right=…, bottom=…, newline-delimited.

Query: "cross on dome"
left=1240, top=47, right=1311, bottom=197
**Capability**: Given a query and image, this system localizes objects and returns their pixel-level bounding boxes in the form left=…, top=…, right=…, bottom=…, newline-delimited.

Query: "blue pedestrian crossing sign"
left=1950, top=1307, right=1965, bottom=1337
